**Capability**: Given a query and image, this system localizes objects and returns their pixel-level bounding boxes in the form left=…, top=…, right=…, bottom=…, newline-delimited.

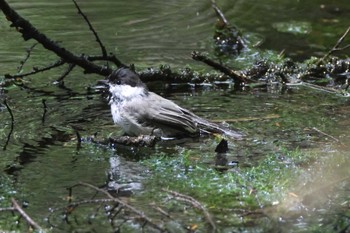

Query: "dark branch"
left=163, top=188, right=217, bottom=233
left=5, top=59, right=66, bottom=79
left=317, top=26, right=350, bottom=65
left=75, top=130, right=82, bottom=150
left=211, top=0, right=229, bottom=26
left=109, top=135, right=159, bottom=147
left=90, top=134, right=159, bottom=147
left=0, top=0, right=113, bottom=76
left=72, top=0, right=107, bottom=58
left=69, top=182, right=167, bottom=232
left=5, top=53, right=126, bottom=80
left=17, top=43, right=38, bottom=73
left=56, top=63, right=76, bottom=82
left=41, top=99, right=47, bottom=123
left=192, top=51, right=250, bottom=84
left=3, top=99, right=14, bottom=151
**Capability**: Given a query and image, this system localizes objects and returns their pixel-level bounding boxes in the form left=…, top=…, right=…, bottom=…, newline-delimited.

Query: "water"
left=1, top=0, right=350, bottom=232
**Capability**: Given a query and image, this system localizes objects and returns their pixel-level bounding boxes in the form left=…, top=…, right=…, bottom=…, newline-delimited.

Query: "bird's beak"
left=97, top=79, right=109, bottom=87
left=95, top=79, right=109, bottom=90
left=94, top=79, right=112, bottom=102
left=94, top=79, right=110, bottom=96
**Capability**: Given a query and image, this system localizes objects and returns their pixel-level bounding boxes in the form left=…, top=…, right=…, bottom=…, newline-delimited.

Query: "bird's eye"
left=116, top=80, right=121, bottom=85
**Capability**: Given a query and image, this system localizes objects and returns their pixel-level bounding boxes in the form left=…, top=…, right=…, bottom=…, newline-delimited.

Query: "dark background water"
left=0, top=0, right=350, bottom=232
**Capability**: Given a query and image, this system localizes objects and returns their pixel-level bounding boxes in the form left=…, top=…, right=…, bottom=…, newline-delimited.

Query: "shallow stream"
left=1, top=0, right=350, bottom=232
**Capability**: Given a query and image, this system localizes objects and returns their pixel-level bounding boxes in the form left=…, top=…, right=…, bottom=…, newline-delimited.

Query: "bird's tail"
left=194, top=118, right=244, bottom=139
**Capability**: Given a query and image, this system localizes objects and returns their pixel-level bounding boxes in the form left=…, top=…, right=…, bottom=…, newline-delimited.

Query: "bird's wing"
left=129, top=93, right=199, bottom=136
left=155, top=105, right=198, bottom=132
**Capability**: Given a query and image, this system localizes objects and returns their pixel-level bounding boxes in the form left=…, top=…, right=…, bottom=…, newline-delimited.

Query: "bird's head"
left=107, top=68, right=148, bottom=102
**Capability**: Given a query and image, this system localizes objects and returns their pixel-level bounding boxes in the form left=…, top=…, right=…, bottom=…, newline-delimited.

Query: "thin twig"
left=41, top=99, right=47, bottom=124
left=70, top=182, right=167, bottom=232
left=3, top=99, right=14, bottom=151
left=56, top=63, right=76, bottom=82
left=0, top=0, right=113, bottom=75
left=150, top=203, right=172, bottom=219
left=312, top=127, right=341, bottom=143
left=47, top=199, right=119, bottom=228
left=72, top=0, right=107, bottom=58
left=162, top=188, right=217, bottom=233
left=11, top=198, right=43, bottom=231
left=17, top=43, right=38, bottom=73
left=317, top=26, right=350, bottom=65
left=192, top=51, right=249, bottom=85
left=75, top=130, right=82, bottom=151
left=211, top=0, right=229, bottom=26
left=5, top=59, right=66, bottom=79
left=295, top=82, right=343, bottom=95
left=0, top=207, right=16, bottom=211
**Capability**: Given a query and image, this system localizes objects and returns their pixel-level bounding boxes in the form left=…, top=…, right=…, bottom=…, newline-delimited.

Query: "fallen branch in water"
left=5, top=59, right=66, bottom=79
left=0, top=198, right=43, bottom=231
left=109, top=135, right=160, bottom=147
left=211, top=0, right=246, bottom=55
left=311, top=127, right=342, bottom=144
left=3, top=99, right=14, bottom=151
left=72, top=0, right=107, bottom=59
left=11, top=198, right=43, bottom=231
left=89, top=134, right=160, bottom=147
left=62, top=182, right=167, bottom=232
left=0, top=0, right=116, bottom=76
left=162, top=188, right=217, bottom=233
left=16, top=43, right=38, bottom=73
left=317, top=26, right=350, bottom=65
left=192, top=51, right=250, bottom=86
left=1, top=0, right=350, bottom=94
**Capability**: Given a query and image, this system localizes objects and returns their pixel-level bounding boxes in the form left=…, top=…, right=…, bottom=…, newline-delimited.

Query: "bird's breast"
left=110, top=101, right=123, bottom=125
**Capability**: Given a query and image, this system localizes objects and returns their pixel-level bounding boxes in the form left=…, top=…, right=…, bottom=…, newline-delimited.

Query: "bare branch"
left=56, top=63, right=76, bottom=83
left=0, top=0, right=113, bottom=76
left=5, top=59, right=66, bottom=79
left=317, top=26, right=350, bottom=65
left=192, top=51, right=250, bottom=85
left=69, top=182, right=167, bottom=232
left=11, top=198, right=43, bottom=231
left=108, top=135, right=159, bottom=147
left=162, top=188, right=217, bottom=233
left=3, top=99, right=14, bottom=151
left=311, top=127, right=342, bottom=144
left=41, top=99, right=48, bottom=124
left=17, top=43, right=38, bottom=73
left=0, top=207, right=15, bottom=211
left=5, top=53, right=125, bottom=80
left=72, top=0, right=107, bottom=58
left=211, top=0, right=229, bottom=26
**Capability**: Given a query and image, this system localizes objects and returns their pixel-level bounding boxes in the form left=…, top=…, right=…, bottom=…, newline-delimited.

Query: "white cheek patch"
left=109, top=84, right=145, bottom=101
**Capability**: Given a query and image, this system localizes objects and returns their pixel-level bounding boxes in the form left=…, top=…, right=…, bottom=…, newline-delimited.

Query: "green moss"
left=141, top=147, right=315, bottom=211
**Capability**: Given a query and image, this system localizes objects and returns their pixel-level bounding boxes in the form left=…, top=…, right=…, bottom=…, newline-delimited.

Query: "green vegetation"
left=140, top=147, right=315, bottom=227
left=138, top=144, right=350, bottom=232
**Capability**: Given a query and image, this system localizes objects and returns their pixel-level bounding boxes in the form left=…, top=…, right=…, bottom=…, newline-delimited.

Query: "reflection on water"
left=1, top=0, right=350, bottom=232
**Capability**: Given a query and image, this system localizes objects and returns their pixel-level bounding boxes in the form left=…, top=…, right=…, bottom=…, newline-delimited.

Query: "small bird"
left=107, top=68, right=243, bottom=139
